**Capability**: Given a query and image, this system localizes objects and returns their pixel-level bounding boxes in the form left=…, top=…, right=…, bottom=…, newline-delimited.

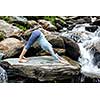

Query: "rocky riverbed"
left=0, top=16, right=100, bottom=83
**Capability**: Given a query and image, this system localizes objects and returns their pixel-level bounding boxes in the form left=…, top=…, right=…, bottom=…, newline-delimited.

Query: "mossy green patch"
left=0, top=32, right=5, bottom=41
left=43, top=16, right=56, bottom=25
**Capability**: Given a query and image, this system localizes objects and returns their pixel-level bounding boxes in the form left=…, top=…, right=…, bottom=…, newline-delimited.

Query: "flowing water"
left=62, top=24, right=100, bottom=80
left=0, top=53, right=8, bottom=83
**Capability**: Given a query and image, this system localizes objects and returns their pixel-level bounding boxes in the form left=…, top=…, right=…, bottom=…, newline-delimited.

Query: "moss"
left=15, top=24, right=27, bottom=31
left=43, top=16, right=56, bottom=25
left=0, top=16, right=10, bottom=22
left=0, top=32, right=5, bottom=41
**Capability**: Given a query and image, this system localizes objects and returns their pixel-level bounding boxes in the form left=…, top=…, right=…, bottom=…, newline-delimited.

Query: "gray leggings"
left=25, top=30, right=59, bottom=60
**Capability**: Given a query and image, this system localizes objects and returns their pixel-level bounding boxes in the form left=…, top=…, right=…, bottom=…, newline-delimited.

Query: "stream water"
left=0, top=53, right=8, bottom=82
left=62, top=23, right=100, bottom=80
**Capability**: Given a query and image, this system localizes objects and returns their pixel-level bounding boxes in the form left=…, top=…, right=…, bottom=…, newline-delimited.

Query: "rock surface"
left=61, top=36, right=80, bottom=61
left=3, top=56, right=80, bottom=81
left=38, top=20, right=57, bottom=31
left=0, top=20, right=22, bottom=37
left=0, top=38, right=24, bottom=58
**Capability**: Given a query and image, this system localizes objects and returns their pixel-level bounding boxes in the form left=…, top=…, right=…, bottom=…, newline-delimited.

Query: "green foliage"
left=0, top=32, right=5, bottom=41
left=0, top=16, right=10, bottom=22
left=15, top=24, right=27, bottom=31
left=43, top=16, right=56, bottom=25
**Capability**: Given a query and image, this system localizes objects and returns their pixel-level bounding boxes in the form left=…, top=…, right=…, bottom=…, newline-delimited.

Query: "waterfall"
left=0, top=66, right=8, bottom=83
left=62, top=23, right=100, bottom=79
left=78, top=37, right=100, bottom=78
left=0, top=53, right=8, bottom=83
left=77, top=27, right=100, bottom=78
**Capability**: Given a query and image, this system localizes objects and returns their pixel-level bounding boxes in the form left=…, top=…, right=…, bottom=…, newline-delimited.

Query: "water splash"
left=0, top=66, right=8, bottom=83
left=62, top=23, right=100, bottom=79
left=0, top=53, right=8, bottom=82
left=78, top=36, right=100, bottom=78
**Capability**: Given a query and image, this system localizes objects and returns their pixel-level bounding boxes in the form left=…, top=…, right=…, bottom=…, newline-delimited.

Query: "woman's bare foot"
left=56, top=53, right=70, bottom=64
left=18, top=58, right=28, bottom=63
left=22, top=56, right=30, bottom=60
left=58, top=59, right=69, bottom=64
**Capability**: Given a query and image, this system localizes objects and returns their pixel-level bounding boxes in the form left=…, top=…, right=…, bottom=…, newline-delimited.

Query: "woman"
left=19, top=29, right=68, bottom=64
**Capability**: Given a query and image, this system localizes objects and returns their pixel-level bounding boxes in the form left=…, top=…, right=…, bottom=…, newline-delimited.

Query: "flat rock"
left=3, top=56, right=80, bottom=81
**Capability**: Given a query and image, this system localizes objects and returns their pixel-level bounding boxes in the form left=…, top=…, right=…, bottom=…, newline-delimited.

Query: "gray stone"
left=3, top=56, right=80, bottom=81
left=0, top=20, right=22, bottom=37
left=38, top=20, right=57, bottom=31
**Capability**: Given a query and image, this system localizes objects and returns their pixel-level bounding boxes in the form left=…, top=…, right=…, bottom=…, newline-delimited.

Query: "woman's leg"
left=19, top=30, right=41, bottom=63
left=47, top=44, right=69, bottom=64
left=19, top=47, right=28, bottom=63
left=47, top=45, right=59, bottom=60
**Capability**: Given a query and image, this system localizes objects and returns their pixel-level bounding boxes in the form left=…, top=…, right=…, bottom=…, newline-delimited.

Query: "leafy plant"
left=43, top=16, right=56, bottom=25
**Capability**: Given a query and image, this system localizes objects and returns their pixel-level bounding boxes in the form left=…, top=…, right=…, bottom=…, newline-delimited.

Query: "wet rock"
left=85, top=25, right=98, bottom=32
left=55, top=18, right=68, bottom=29
left=24, top=16, right=44, bottom=20
left=27, top=20, right=42, bottom=28
left=3, top=56, right=80, bottom=81
left=92, top=19, right=100, bottom=26
left=57, top=16, right=68, bottom=21
left=66, top=17, right=91, bottom=30
left=0, top=20, right=22, bottom=37
left=61, top=36, right=80, bottom=61
left=67, top=24, right=97, bottom=42
left=38, top=19, right=57, bottom=31
left=9, top=16, right=28, bottom=25
left=45, top=34, right=65, bottom=48
left=0, top=38, right=24, bottom=58
left=76, top=17, right=91, bottom=24
left=55, top=23, right=63, bottom=30
left=67, top=24, right=76, bottom=30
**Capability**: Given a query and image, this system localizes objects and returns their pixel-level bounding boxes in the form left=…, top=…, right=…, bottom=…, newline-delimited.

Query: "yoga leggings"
left=25, top=30, right=41, bottom=50
left=25, top=30, right=59, bottom=60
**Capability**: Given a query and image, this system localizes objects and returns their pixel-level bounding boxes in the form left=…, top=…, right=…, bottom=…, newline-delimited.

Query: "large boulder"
left=3, top=56, right=80, bottom=82
left=92, top=18, right=100, bottom=26
left=8, top=16, right=28, bottom=25
left=0, top=20, right=22, bottom=37
left=0, top=38, right=24, bottom=58
left=45, top=34, right=65, bottom=48
left=38, top=20, right=57, bottom=31
left=55, top=17, right=68, bottom=30
left=27, top=20, right=41, bottom=28
left=61, top=36, right=81, bottom=61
